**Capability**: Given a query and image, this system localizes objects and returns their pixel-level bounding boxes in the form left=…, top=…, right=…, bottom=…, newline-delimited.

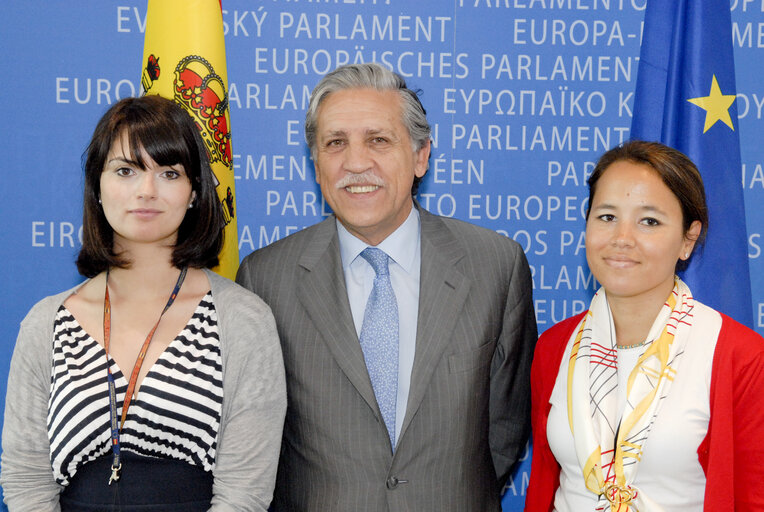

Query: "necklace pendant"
left=108, top=463, right=122, bottom=486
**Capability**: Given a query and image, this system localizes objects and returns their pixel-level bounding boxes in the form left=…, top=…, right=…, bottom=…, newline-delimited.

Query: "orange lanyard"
left=103, top=267, right=187, bottom=485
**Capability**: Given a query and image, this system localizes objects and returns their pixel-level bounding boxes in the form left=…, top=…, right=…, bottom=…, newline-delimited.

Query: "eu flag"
left=631, top=0, right=753, bottom=326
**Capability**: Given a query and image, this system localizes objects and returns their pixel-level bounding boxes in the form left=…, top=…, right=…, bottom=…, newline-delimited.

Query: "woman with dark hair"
left=1, top=95, right=286, bottom=511
left=525, top=140, right=764, bottom=511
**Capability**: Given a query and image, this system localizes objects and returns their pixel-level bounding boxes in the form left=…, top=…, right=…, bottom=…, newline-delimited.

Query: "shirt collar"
left=337, top=206, right=420, bottom=274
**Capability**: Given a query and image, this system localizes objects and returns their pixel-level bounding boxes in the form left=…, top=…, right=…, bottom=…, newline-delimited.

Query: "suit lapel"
left=296, top=218, right=381, bottom=418
left=400, top=209, right=471, bottom=437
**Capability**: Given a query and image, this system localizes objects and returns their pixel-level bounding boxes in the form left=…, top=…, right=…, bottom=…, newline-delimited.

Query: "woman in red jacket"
left=525, top=140, right=764, bottom=511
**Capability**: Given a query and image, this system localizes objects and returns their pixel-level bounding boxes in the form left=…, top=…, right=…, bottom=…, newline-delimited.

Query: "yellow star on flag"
left=687, top=74, right=736, bottom=133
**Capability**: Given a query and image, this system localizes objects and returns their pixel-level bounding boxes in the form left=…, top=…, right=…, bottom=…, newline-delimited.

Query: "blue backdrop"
left=1, top=1, right=762, bottom=509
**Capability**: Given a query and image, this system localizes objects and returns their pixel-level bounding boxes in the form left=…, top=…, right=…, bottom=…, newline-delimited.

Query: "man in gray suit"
left=236, top=63, right=537, bottom=511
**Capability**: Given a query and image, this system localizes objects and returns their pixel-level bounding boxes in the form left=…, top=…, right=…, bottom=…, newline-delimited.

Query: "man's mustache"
left=335, top=172, right=385, bottom=189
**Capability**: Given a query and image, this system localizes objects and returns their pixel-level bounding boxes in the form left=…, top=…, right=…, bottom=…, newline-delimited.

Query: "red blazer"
left=525, top=311, right=764, bottom=511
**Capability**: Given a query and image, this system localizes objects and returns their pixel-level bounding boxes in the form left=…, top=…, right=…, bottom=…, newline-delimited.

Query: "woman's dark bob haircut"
left=586, top=140, right=708, bottom=272
left=76, top=95, right=224, bottom=277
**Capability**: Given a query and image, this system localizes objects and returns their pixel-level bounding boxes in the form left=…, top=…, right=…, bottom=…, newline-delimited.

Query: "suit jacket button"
left=386, top=476, right=399, bottom=489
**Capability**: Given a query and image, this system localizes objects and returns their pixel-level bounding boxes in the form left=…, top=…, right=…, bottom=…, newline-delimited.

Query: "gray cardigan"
left=1, top=269, right=286, bottom=512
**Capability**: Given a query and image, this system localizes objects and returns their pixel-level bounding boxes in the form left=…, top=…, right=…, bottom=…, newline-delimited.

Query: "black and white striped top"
left=47, top=292, right=223, bottom=486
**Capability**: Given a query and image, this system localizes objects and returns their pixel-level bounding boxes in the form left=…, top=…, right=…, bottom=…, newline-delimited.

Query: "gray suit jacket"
left=236, top=207, right=537, bottom=512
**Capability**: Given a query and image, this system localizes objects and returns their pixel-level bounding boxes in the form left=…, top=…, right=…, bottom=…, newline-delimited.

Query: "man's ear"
left=414, top=139, right=431, bottom=178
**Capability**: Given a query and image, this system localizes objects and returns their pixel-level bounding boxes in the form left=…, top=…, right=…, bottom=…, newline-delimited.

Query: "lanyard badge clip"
left=108, top=462, right=122, bottom=486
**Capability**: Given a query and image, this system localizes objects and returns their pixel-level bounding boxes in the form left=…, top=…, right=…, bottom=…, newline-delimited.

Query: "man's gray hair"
left=304, top=63, right=432, bottom=158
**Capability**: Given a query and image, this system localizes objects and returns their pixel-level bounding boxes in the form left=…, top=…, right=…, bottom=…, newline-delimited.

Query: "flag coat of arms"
left=141, top=0, right=239, bottom=279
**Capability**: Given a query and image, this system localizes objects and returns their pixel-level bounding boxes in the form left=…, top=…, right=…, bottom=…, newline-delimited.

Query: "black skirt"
left=60, top=452, right=213, bottom=511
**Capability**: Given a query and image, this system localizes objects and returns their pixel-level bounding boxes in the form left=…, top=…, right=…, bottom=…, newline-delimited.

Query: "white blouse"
left=546, top=302, right=722, bottom=511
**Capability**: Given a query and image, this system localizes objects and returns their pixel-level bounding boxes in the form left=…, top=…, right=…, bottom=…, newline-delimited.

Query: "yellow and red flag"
left=141, top=0, right=238, bottom=279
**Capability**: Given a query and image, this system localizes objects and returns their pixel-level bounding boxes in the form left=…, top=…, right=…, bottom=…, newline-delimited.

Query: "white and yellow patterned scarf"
left=566, top=278, right=695, bottom=511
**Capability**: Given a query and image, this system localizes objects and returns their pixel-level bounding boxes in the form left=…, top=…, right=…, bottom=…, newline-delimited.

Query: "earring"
left=188, top=201, right=194, bottom=209
left=685, top=252, right=690, bottom=259
left=98, top=198, right=102, bottom=205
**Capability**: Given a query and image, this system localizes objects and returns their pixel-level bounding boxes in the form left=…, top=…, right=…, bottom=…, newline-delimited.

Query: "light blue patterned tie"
left=359, top=247, right=399, bottom=449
